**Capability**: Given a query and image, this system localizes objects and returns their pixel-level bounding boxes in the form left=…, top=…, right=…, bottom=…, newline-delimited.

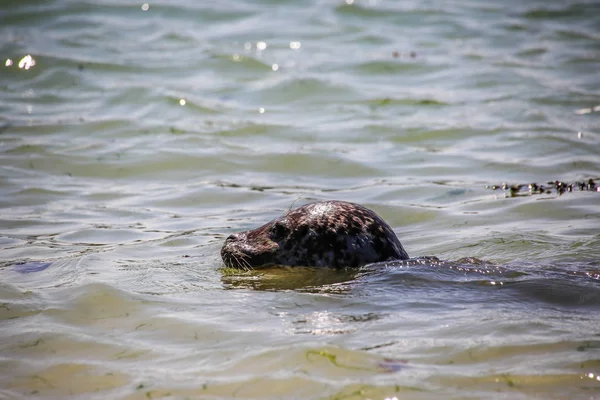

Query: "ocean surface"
left=1, top=0, right=599, bottom=399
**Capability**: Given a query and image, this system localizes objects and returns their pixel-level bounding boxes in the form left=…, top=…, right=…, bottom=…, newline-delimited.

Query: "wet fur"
left=221, top=201, right=409, bottom=269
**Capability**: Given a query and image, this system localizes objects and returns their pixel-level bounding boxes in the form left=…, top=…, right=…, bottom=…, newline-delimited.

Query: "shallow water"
left=1, top=0, right=600, bottom=399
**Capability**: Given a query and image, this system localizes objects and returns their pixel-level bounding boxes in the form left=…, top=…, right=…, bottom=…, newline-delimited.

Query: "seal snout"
left=225, top=233, right=240, bottom=243
left=221, top=232, right=246, bottom=269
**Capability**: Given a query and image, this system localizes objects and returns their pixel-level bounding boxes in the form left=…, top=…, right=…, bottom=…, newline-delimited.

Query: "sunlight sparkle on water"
left=272, top=64, right=279, bottom=71
left=5, top=59, right=12, bottom=67
left=141, top=3, right=149, bottom=11
left=258, top=107, right=265, bottom=114
left=179, top=99, right=186, bottom=106
left=586, top=372, right=600, bottom=381
left=289, top=41, right=301, bottom=50
left=18, top=55, right=35, bottom=70
left=256, top=41, right=267, bottom=50
left=575, top=105, right=600, bottom=114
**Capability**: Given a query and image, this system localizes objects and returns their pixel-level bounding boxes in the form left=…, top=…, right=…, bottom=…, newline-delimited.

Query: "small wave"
left=221, top=257, right=600, bottom=308
left=371, top=258, right=600, bottom=307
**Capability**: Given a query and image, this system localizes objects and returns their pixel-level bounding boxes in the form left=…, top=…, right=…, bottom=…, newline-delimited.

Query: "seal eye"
left=271, top=221, right=288, bottom=241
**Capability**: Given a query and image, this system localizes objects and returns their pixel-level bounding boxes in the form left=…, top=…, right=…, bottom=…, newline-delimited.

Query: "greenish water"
left=1, top=0, right=599, bottom=399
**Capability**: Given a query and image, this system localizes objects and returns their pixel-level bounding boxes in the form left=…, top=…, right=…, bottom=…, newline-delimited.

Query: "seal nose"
left=225, top=233, right=239, bottom=243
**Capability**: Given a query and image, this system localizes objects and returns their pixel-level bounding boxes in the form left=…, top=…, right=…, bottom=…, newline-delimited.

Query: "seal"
left=221, top=200, right=409, bottom=269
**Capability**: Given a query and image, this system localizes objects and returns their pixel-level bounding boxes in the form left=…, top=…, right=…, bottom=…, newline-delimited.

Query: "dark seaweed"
left=486, top=178, right=598, bottom=197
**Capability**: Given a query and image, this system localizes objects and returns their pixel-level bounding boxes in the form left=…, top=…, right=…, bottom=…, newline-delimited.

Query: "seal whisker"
left=229, top=253, right=240, bottom=268
left=223, top=254, right=232, bottom=268
left=287, top=193, right=306, bottom=212
left=236, top=253, right=254, bottom=271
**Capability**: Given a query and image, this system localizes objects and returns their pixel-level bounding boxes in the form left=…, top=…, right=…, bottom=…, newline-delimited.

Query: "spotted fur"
left=221, top=201, right=409, bottom=269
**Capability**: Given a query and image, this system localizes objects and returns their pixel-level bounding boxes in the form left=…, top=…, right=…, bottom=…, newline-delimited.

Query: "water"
left=1, top=0, right=599, bottom=398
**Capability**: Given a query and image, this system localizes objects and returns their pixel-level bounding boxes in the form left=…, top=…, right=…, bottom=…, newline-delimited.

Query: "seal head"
left=221, top=201, right=409, bottom=269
